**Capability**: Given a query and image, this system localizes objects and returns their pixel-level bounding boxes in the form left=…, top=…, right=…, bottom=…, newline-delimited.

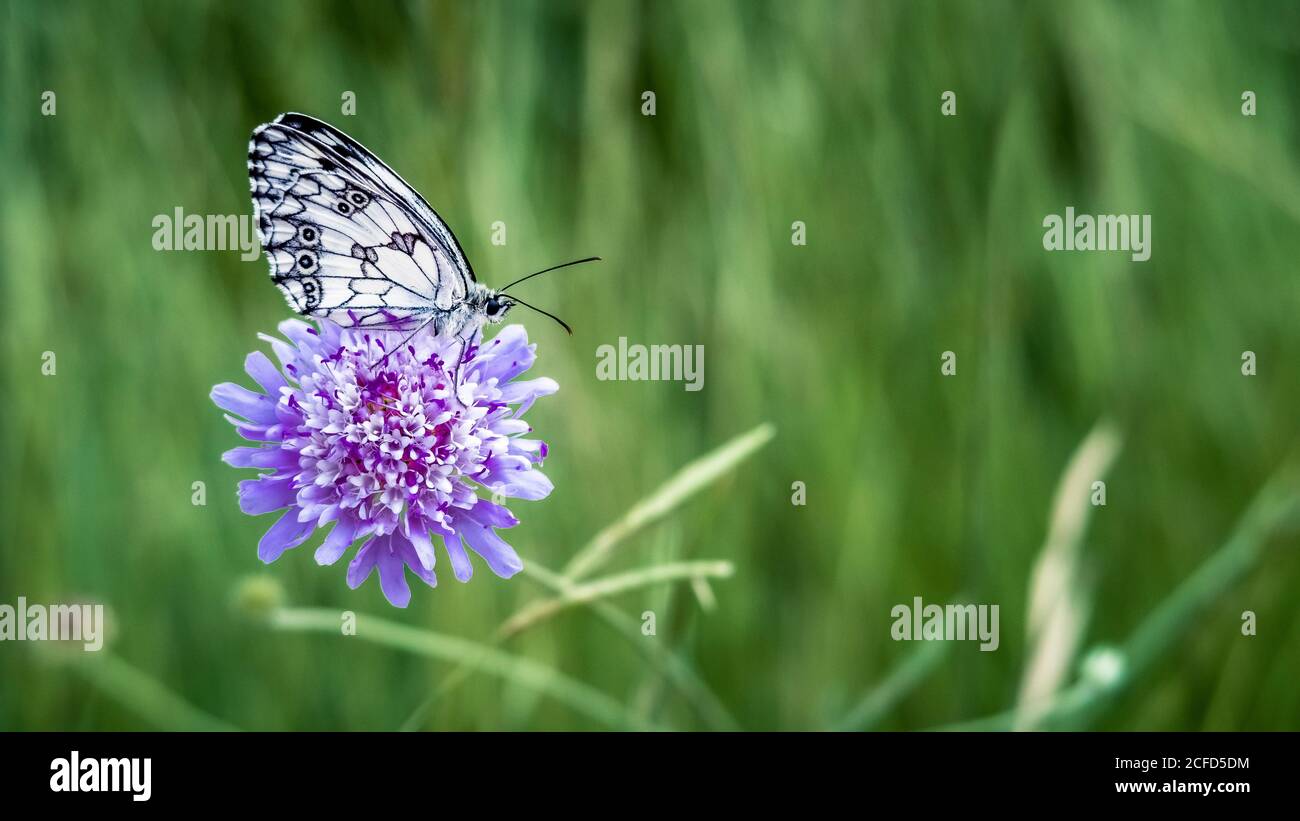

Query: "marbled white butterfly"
left=248, top=113, right=595, bottom=346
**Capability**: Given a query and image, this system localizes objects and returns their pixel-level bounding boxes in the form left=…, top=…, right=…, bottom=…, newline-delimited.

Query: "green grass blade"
left=834, top=640, right=951, bottom=732
left=929, top=457, right=1300, bottom=732
left=501, top=560, right=734, bottom=637
left=271, top=607, right=662, bottom=731
left=563, top=423, right=775, bottom=580
left=55, top=651, right=239, bottom=732
left=522, top=561, right=742, bottom=731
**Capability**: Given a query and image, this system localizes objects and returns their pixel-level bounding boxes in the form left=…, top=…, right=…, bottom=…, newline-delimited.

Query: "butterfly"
left=248, top=112, right=595, bottom=348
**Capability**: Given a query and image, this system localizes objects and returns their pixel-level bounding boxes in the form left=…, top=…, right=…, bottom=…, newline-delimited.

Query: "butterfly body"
left=248, top=113, right=514, bottom=340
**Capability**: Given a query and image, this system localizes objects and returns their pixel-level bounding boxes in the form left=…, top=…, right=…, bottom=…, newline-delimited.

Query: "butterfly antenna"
left=506, top=296, right=573, bottom=335
left=498, top=256, right=601, bottom=293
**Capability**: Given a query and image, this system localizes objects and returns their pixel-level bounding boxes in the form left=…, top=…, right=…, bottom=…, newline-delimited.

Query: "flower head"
left=212, top=319, right=556, bottom=607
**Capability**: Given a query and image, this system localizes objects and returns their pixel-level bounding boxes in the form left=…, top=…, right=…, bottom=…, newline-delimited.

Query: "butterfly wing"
left=248, top=113, right=473, bottom=331
left=272, top=113, right=478, bottom=285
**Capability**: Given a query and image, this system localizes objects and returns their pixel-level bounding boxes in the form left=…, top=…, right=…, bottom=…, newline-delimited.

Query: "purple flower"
left=212, top=319, right=557, bottom=607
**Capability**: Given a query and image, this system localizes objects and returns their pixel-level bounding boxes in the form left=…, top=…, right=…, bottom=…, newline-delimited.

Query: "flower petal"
left=224, top=415, right=279, bottom=442
left=347, top=537, right=381, bottom=589
left=469, top=325, right=534, bottom=383
left=406, top=517, right=437, bottom=571
left=465, top=498, right=519, bottom=529
left=222, top=446, right=295, bottom=469
left=278, top=319, right=324, bottom=354
left=442, top=532, right=473, bottom=582
left=490, top=418, right=531, bottom=436
left=211, top=382, right=278, bottom=425
left=258, top=508, right=316, bottom=563
left=498, top=377, right=558, bottom=409
left=238, top=476, right=297, bottom=515
left=510, top=438, right=548, bottom=463
left=494, top=466, right=553, bottom=501
left=258, top=333, right=299, bottom=371
left=316, top=318, right=344, bottom=349
left=316, top=516, right=359, bottom=565
left=393, top=531, right=437, bottom=589
left=457, top=521, right=523, bottom=579
left=244, top=351, right=287, bottom=396
left=375, top=536, right=412, bottom=607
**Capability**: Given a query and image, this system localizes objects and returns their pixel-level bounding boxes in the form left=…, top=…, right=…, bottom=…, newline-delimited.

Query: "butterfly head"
left=483, top=292, right=514, bottom=324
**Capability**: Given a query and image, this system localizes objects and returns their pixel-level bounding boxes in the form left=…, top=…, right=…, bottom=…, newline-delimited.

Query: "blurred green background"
left=3, top=0, right=1299, bottom=731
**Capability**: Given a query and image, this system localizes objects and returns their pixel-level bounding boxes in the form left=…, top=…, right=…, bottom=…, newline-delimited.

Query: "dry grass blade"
left=500, top=560, right=734, bottom=638
left=933, top=455, right=1300, bottom=732
left=1015, top=420, right=1122, bottom=730
left=561, top=423, right=776, bottom=581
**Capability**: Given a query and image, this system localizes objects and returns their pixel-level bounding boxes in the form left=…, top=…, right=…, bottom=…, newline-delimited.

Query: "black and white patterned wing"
left=272, top=113, right=477, bottom=287
left=248, top=115, right=470, bottom=330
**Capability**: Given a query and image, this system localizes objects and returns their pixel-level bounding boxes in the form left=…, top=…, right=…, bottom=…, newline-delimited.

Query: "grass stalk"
left=272, top=606, right=662, bottom=731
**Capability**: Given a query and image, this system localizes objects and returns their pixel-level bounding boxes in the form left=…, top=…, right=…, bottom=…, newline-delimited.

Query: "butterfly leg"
left=449, top=333, right=471, bottom=393
left=368, top=316, right=436, bottom=370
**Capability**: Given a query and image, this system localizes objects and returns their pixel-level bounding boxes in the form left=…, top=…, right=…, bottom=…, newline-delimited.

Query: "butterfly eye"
left=297, top=252, right=317, bottom=271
